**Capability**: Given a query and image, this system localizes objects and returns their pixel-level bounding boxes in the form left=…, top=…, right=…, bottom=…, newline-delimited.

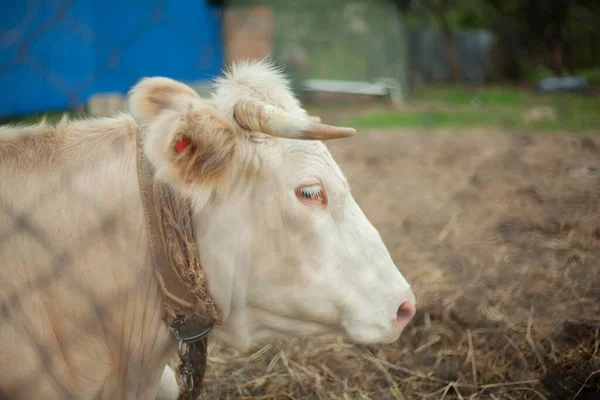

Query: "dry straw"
left=198, top=129, right=600, bottom=399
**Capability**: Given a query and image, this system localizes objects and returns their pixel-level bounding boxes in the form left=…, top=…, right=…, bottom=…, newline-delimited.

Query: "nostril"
left=396, top=301, right=416, bottom=323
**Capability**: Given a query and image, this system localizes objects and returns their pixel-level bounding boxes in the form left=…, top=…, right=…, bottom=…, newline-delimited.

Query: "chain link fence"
left=0, top=1, right=226, bottom=398
left=0, top=0, right=223, bottom=120
left=0, top=141, right=169, bottom=398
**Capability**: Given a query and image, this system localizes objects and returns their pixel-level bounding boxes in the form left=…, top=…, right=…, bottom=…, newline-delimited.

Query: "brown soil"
left=201, top=129, right=600, bottom=400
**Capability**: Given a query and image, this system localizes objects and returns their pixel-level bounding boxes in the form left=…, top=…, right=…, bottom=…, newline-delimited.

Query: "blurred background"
left=1, top=1, right=599, bottom=399
left=1, top=0, right=599, bottom=129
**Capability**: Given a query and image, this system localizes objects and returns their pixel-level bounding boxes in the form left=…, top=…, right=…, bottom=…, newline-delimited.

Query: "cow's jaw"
left=333, top=195, right=416, bottom=344
left=192, top=140, right=416, bottom=352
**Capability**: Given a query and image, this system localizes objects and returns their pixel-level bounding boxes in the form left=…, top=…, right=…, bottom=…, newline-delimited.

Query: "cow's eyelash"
left=299, top=185, right=323, bottom=199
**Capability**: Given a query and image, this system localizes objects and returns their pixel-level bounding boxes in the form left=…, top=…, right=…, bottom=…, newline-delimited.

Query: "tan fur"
left=0, top=79, right=238, bottom=400
left=0, top=119, right=61, bottom=168
left=57, top=114, right=138, bottom=167
left=124, top=75, right=245, bottom=198
left=0, top=114, right=138, bottom=172
left=128, top=77, right=201, bottom=123
left=142, top=102, right=238, bottom=191
left=1, top=60, right=394, bottom=400
left=0, top=114, right=172, bottom=398
left=0, top=80, right=236, bottom=193
left=176, top=108, right=237, bottom=188
left=0, top=63, right=315, bottom=400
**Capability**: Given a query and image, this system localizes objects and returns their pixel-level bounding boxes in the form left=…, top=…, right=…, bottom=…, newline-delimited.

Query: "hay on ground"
left=200, top=129, right=600, bottom=400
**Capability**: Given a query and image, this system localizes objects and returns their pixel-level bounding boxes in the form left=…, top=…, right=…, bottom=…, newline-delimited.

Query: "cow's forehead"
left=266, top=139, right=349, bottom=188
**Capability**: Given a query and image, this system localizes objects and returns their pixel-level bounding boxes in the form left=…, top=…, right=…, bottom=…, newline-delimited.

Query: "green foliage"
left=414, top=86, right=524, bottom=105
left=581, top=69, right=600, bottom=86
left=0, top=110, right=77, bottom=126
left=527, top=67, right=600, bottom=86
left=398, top=0, right=600, bottom=80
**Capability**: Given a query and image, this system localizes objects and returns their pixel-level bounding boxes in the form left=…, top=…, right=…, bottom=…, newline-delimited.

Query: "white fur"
left=204, top=59, right=415, bottom=346
left=0, top=58, right=414, bottom=400
left=155, top=365, right=179, bottom=400
left=159, top=60, right=416, bottom=398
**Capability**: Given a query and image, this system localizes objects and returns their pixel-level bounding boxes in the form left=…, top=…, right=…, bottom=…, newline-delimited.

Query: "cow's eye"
left=299, top=185, right=322, bottom=199
left=295, top=184, right=327, bottom=207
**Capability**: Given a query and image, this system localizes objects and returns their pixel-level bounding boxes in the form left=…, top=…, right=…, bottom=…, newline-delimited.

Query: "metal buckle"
left=171, top=316, right=213, bottom=344
left=171, top=317, right=212, bottom=393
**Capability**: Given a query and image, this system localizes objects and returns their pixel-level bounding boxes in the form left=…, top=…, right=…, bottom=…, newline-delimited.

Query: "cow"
left=0, top=60, right=416, bottom=400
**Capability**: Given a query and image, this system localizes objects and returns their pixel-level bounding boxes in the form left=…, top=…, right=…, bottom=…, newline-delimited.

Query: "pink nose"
left=396, top=301, right=416, bottom=325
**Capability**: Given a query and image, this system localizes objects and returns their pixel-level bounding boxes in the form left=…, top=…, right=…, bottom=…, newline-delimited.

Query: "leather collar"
left=136, top=126, right=220, bottom=398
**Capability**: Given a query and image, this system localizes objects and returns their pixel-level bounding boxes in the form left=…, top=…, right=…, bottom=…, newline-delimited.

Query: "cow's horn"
left=233, top=99, right=355, bottom=140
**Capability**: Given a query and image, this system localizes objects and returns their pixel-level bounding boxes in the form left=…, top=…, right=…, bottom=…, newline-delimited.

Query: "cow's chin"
left=211, top=308, right=408, bottom=352
left=212, top=322, right=404, bottom=353
left=340, top=313, right=408, bottom=345
left=343, top=324, right=405, bottom=345
left=210, top=309, right=342, bottom=352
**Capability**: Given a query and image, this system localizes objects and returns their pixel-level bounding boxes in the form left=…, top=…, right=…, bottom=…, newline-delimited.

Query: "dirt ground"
left=200, top=129, right=600, bottom=400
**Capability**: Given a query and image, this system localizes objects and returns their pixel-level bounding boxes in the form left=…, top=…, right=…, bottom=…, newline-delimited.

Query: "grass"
left=413, top=86, right=526, bottom=106
left=0, top=109, right=84, bottom=126
left=3, top=84, right=599, bottom=135
left=342, top=85, right=600, bottom=133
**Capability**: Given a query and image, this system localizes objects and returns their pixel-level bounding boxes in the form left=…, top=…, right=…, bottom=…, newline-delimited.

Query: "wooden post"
left=224, top=6, right=274, bottom=67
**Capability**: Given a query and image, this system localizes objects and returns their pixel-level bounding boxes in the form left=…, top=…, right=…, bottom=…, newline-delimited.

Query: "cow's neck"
left=135, top=127, right=222, bottom=397
left=191, top=199, right=256, bottom=352
left=84, top=140, right=179, bottom=399
left=136, top=126, right=220, bottom=324
left=51, top=132, right=181, bottom=399
left=49, top=141, right=177, bottom=399
left=97, top=276, right=175, bottom=399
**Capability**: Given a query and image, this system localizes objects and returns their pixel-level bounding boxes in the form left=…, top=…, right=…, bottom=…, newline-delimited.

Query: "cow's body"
left=0, top=61, right=416, bottom=400
left=0, top=115, right=175, bottom=398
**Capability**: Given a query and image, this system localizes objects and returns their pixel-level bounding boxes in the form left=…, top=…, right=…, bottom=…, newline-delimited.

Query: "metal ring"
left=184, top=371, right=194, bottom=392
left=177, top=340, right=187, bottom=359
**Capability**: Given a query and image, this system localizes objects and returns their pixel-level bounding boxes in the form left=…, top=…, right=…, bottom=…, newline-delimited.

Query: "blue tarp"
left=0, top=0, right=224, bottom=118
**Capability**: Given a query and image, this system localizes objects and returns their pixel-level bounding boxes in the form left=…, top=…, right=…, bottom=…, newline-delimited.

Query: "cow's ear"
left=144, top=100, right=238, bottom=190
left=128, top=77, right=201, bottom=123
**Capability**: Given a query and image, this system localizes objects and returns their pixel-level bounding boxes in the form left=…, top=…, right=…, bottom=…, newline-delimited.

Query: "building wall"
left=408, top=27, right=496, bottom=84
left=224, top=0, right=409, bottom=101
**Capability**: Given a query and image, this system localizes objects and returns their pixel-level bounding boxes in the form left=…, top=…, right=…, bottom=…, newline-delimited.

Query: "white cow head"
left=128, top=60, right=416, bottom=351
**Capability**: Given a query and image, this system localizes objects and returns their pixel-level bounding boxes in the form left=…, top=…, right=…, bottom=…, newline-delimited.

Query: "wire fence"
left=0, top=2, right=225, bottom=397
left=0, top=139, right=177, bottom=398
left=0, top=0, right=223, bottom=120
